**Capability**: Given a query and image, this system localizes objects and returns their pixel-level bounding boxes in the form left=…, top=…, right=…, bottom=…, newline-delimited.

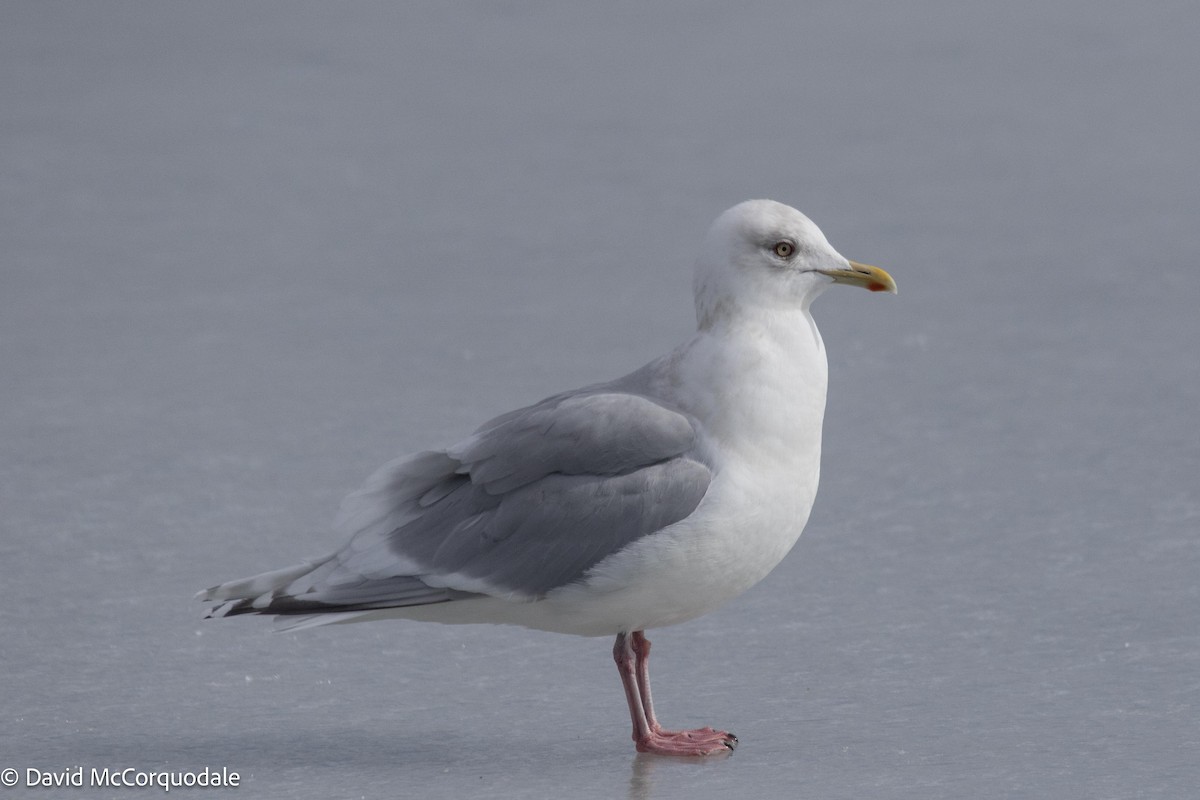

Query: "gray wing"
left=203, top=390, right=711, bottom=617
left=340, top=391, right=711, bottom=597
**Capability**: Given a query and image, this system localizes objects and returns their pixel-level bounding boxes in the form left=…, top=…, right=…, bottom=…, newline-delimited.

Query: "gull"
left=198, top=199, right=896, bottom=756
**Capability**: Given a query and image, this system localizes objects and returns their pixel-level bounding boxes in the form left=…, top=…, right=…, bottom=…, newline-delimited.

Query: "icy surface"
left=2, top=2, right=1197, bottom=798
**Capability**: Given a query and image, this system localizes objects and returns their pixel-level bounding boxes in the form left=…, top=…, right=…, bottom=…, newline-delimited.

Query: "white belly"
left=525, top=453, right=819, bottom=636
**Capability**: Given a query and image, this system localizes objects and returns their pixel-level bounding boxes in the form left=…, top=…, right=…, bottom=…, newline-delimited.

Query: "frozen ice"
left=2, top=2, right=1197, bottom=798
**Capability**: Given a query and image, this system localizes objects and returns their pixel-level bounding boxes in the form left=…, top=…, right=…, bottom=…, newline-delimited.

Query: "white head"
left=693, top=199, right=895, bottom=329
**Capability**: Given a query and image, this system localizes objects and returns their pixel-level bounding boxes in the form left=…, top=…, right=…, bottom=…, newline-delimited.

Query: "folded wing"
left=199, top=391, right=711, bottom=618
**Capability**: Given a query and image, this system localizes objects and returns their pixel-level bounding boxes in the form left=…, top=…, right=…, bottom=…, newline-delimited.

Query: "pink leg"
left=613, top=631, right=737, bottom=756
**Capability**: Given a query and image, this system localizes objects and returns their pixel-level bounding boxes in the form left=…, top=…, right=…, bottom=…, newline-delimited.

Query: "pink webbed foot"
left=635, top=725, right=738, bottom=756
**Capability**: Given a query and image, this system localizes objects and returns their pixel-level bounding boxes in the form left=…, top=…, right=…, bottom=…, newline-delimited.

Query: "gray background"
left=2, top=2, right=1197, bottom=798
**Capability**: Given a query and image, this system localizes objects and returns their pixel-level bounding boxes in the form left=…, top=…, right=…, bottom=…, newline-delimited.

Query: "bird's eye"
left=773, top=241, right=795, bottom=259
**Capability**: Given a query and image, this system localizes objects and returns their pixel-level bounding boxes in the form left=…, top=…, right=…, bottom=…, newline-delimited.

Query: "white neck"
left=674, top=306, right=828, bottom=470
